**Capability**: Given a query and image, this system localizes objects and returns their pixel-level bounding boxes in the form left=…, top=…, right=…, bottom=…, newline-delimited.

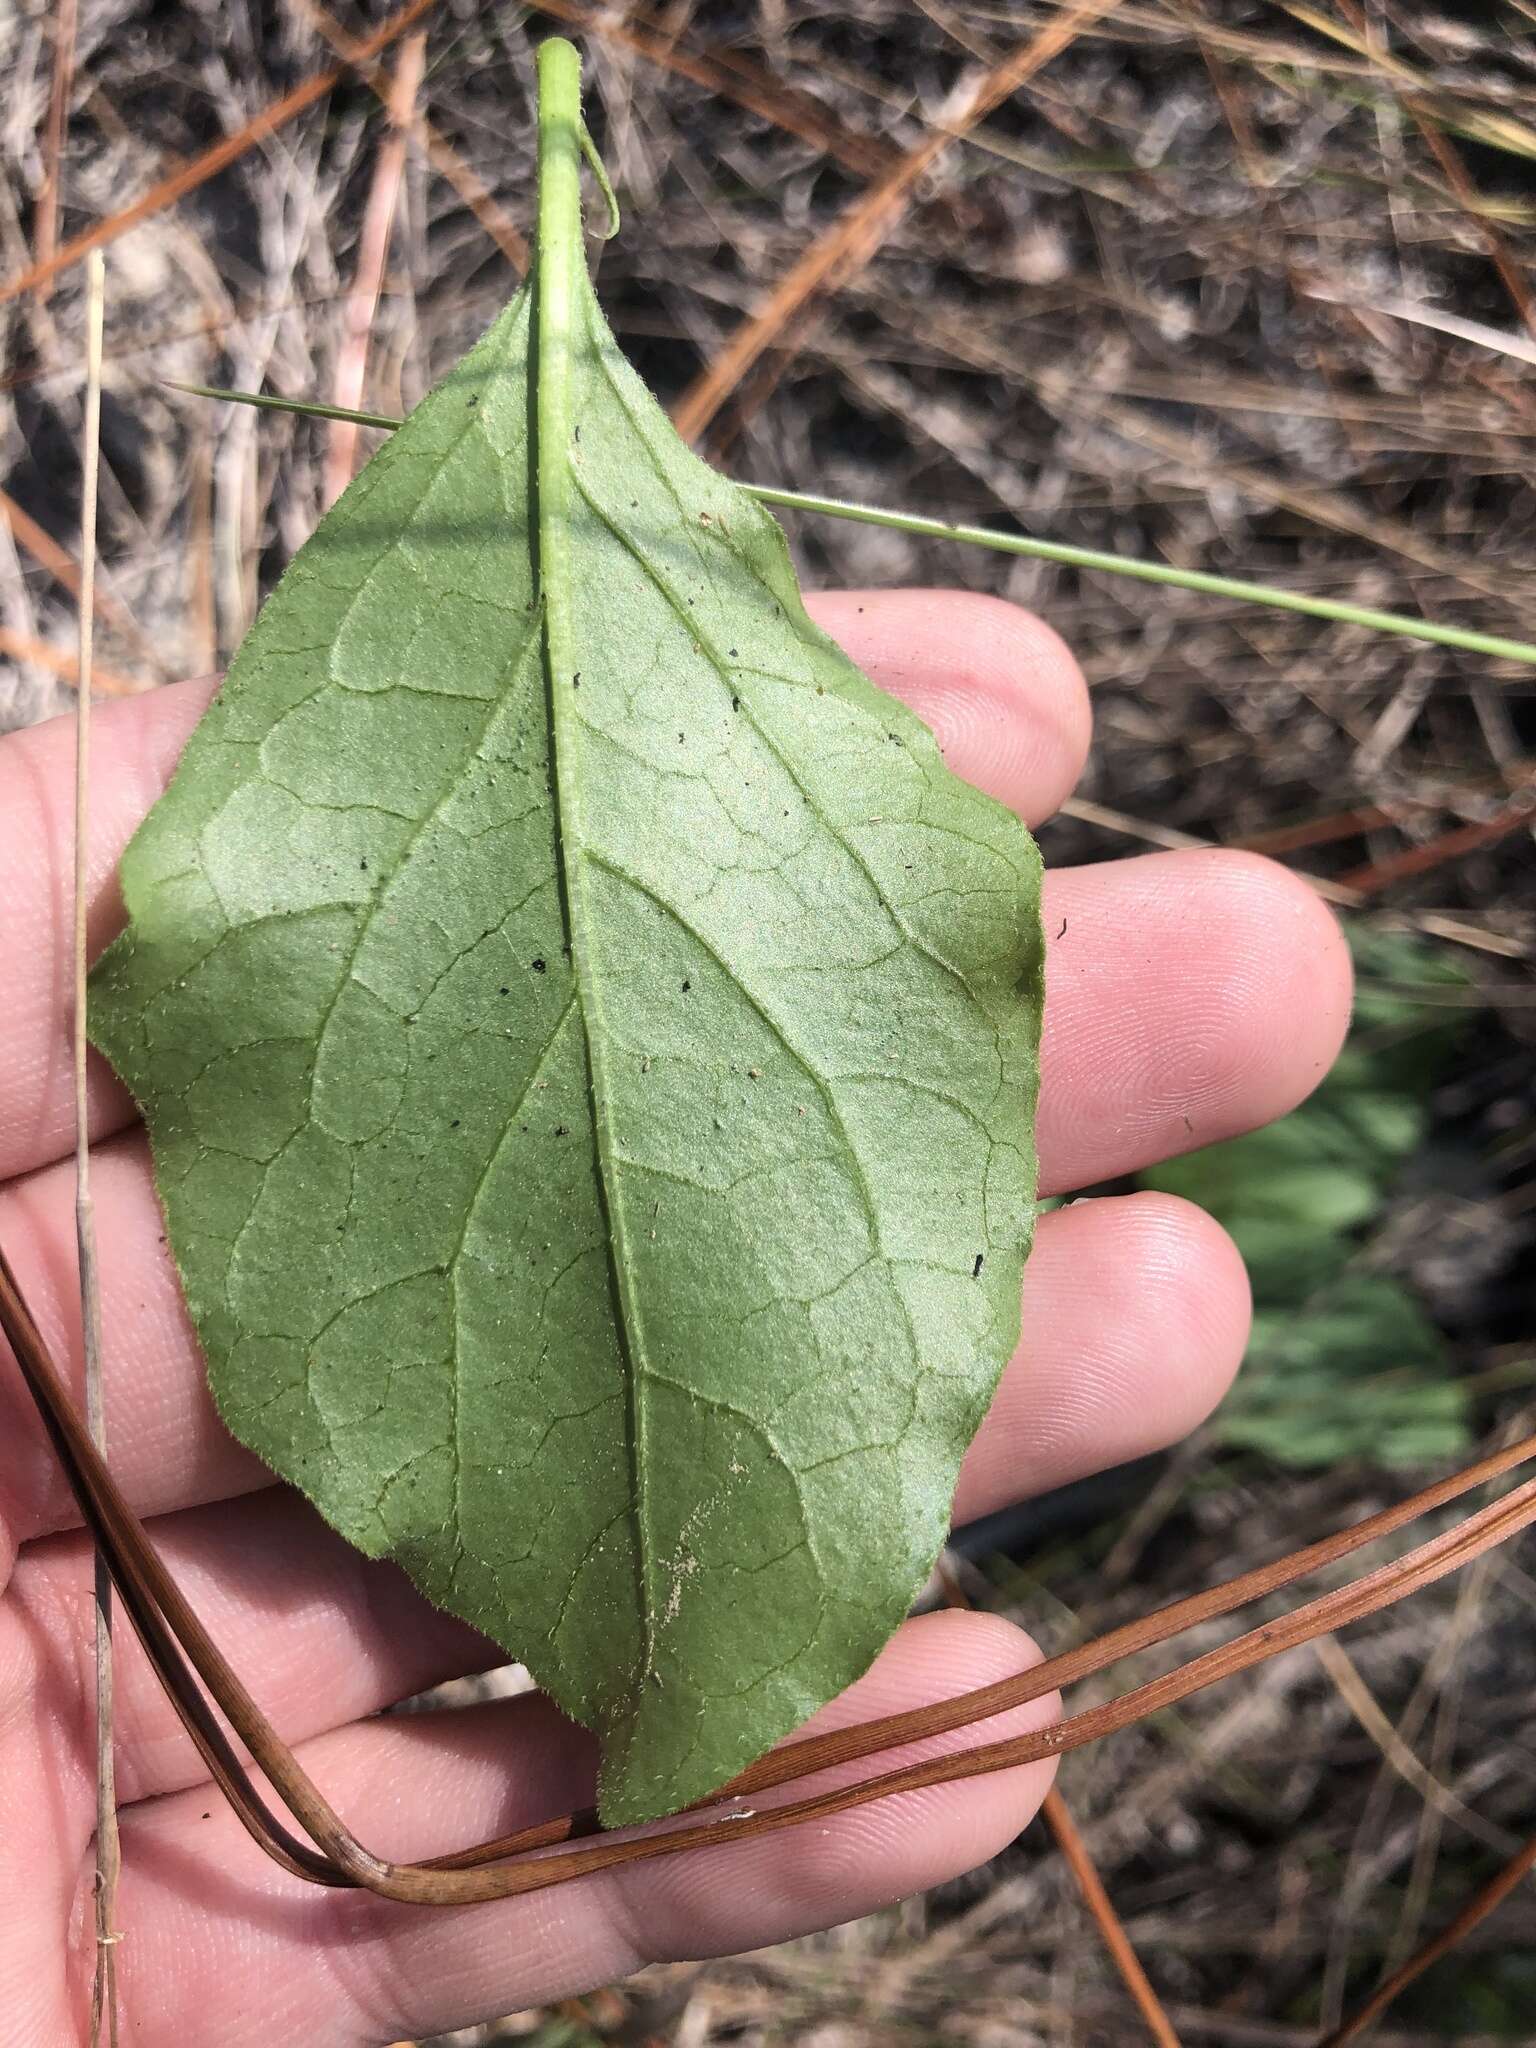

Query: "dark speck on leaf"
left=1056, top=917, right=1068, bottom=939
left=532, top=957, right=547, bottom=973
left=731, top=695, right=740, bottom=711
left=359, top=857, right=369, bottom=869
left=466, top=394, right=478, bottom=406
left=573, top=424, right=580, bottom=442
left=728, top=647, right=738, bottom=658
left=450, top=1119, right=460, bottom=1128
left=499, top=986, right=509, bottom=996
left=972, top=1253, right=984, bottom=1279
left=681, top=979, right=691, bottom=993
left=572, top=672, right=581, bottom=688
left=555, top=1124, right=569, bottom=1137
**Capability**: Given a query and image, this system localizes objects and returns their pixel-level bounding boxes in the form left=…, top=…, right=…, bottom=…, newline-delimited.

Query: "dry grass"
left=3, top=2, right=1535, bottom=2041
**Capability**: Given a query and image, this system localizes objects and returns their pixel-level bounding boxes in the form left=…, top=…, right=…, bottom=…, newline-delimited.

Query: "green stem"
left=164, top=379, right=1536, bottom=670
left=747, top=487, right=1536, bottom=668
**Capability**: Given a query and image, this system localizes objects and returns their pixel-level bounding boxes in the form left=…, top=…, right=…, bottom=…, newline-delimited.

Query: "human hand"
left=0, top=589, right=1351, bottom=2044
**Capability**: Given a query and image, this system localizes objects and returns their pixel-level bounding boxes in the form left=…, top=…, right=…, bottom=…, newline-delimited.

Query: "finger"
left=113, top=1609, right=1057, bottom=2045
left=0, top=676, right=218, bottom=1185
left=7, top=1191, right=1244, bottom=1800
left=1037, top=848, right=1352, bottom=1194
left=956, top=1190, right=1248, bottom=1518
left=0, top=593, right=1089, bottom=1186
left=804, top=588, right=1090, bottom=820
left=0, top=1132, right=266, bottom=1579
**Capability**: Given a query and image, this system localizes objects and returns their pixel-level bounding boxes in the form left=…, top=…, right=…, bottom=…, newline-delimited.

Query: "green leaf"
left=88, top=40, right=1043, bottom=1826
left=1221, top=1275, right=1469, bottom=1469
left=1140, top=927, right=1476, bottom=1469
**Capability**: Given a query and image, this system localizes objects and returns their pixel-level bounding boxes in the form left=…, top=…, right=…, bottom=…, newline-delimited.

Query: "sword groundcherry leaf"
left=89, top=39, right=1045, bottom=1826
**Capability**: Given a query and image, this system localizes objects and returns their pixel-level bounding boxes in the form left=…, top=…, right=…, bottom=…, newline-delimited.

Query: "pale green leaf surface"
left=89, top=45, right=1043, bottom=1825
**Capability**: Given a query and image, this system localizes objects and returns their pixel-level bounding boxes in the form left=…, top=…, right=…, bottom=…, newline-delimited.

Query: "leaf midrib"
left=535, top=95, right=662, bottom=1707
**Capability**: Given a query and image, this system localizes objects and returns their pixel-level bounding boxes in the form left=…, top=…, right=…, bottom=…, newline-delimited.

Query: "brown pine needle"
left=33, top=0, right=79, bottom=308
left=936, top=1556, right=1181, bottom=2046
left=0, top=486, right=159, bottom=670
left=2, top=1227, right=1535, bottom=1909
left=670, top=0, right=1124, bottom=444
left=0, top=625, right=140, bottom=696
left=1317, top=1830, right=1536, bottom=2047
left=75, top=248, right=121, bottom=2048
left=1335, top=797, right=1536, bottom=895
left=1043, top=1789, right=1183, bottom=2048
left=0, top=0, right=443, bottom=307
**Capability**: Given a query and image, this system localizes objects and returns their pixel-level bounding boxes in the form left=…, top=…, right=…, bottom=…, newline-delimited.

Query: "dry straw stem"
left=324, top=31, right=427, bottom=505
left=1327, top=0, right=1536, bottom=342
left=1277, top=2, right=1536, bottom=165
left=74, top=248, right=121, bottom=2048
left=290, top=0, right=529, bottom=273
left=670, top=0, right=1126, bottom=444
left=1311, top=1635, right=1517, bottom=1856
left=0, top=0, right=444, bottom=308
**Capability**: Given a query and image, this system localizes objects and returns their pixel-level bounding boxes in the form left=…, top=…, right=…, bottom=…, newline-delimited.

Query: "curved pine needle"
left=3, top=1232, right=1534, bottom=1909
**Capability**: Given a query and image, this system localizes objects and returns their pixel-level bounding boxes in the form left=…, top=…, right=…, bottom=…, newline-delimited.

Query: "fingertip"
left=956, top=1190, right=1252, bottom=1520
left=1040, top=849, right=1355, bottom=1189
left=806, top=588, right=1091, bottom=823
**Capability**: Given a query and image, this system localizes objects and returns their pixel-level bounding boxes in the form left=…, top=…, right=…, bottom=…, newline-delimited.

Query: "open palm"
left=0, top=588, right=1350, bottom=2045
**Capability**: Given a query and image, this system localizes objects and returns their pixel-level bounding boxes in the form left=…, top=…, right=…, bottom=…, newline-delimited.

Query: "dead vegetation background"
left=2, top=1, right=1535, bottom=2041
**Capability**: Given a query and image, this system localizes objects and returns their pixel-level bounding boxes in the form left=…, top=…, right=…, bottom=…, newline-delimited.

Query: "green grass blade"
left=165, top=381, right=1536, bottom=668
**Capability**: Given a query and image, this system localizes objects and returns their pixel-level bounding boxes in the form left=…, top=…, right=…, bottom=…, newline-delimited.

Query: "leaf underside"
left=91, top=251, right=1043, bottom=1822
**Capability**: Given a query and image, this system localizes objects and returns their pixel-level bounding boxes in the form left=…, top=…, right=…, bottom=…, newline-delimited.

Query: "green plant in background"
left=1141, top=928, right=1475, bottom=1469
